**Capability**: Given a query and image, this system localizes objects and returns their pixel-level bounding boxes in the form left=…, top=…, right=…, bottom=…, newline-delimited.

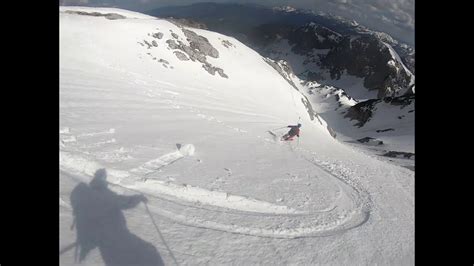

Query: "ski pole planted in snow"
left=144, top=202, right=179, bottom=266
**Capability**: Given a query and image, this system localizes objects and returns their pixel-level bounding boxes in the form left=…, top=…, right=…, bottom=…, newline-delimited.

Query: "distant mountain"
left=147, top=2, right=415, bottom=157
left=147, top=2, right=415, bottom=74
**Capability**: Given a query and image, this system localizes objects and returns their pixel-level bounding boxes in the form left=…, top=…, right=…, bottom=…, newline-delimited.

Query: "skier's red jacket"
left=287, top=125, right=300, bottom=137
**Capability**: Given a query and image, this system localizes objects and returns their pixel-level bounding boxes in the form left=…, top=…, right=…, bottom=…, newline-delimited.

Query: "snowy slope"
left=60, top=7, right=413, bottom=265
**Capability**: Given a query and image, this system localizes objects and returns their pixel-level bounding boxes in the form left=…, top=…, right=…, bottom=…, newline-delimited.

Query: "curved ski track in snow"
left=59, top=75, right=371, bottom=238
left=60, top=144, right=371, bottom=239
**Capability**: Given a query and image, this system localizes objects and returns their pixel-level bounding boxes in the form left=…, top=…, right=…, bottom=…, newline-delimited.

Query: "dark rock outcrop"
left=202, top=63, right=228, bottom=78
left=344, top=99, right=379, bottom=127
left=143, top=40, right=153, bottom=49
left=382, top=151, right=414, bottom=159
left=382, top=94, right=415, bottom=108
left=182, top=29, right=219, bottom=58
left=344, top=94, right=414, bottom=127
left=163, top=29, right=227, bottom=78
left=158, top=59, right=169, bottom=64
left=289, top=23, right=342, bottom=51
left=321, top=35, right=413, bottom=98
left=376, top=128, right=394, bottom=133
left=221, top=40, right=236, bottom=48
left=152, top=32, right=164, bottom=39
left=171, top=32, right=179, bottom=39
left=357, top=137, right=383, bottom=145
left=173, top=51, right=189, bottom=61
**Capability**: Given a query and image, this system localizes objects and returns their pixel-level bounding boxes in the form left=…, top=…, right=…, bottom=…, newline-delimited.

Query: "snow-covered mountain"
left=60, top=6, right=414, bottom=265
left=147, top=2, right=415, bottom=75
left=259, top=22, right=415, bottom=99
left=147, top=2, right=415, bottom=163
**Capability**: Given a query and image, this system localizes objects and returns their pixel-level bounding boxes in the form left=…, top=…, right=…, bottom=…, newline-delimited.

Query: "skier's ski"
left=267, top=130, right=281, bottom=142
left=267, top=130, right=277, bottom=137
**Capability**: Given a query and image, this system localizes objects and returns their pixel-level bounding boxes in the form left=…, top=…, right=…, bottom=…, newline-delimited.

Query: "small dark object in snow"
left=222, top=40, right=235, bottom=48
left=357, top=137, right=383, bottom=145
left=376, top=128, right=394, bottom=133
left=152, top=32, right=164, bottom=39
left=143, top=40, right=152, bottom=49
left=174, top=51, right=189, bottom=61
left=357, top=137, right=373, bottom=143
left=158, top=59, right=169, bottom=64
left=382, top=151, right=415, bottom=159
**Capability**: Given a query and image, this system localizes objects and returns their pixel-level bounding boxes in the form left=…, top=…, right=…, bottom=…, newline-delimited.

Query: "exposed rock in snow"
left=182, top=29, right=219, bottom=58
left=64, top=10, right=126, bottom=20
left=357, top=137, right=383, bottom=146
left=173, top=51, right=189, bottom=61
left=162, top=29, right=228, bottom=78
left=382, top=151, right=414, bottom=159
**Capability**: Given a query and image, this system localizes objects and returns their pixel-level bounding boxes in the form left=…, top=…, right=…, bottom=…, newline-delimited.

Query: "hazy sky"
left=60, top=0, right=414, bottom=45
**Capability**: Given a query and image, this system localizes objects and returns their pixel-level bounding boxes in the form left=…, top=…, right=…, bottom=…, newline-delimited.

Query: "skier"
left=281, top=123, right=301, bottom=141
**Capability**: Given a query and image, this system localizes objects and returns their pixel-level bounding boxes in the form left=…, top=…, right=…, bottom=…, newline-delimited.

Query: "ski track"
left=60, top=92, right=372, bottom=238
left=60, top=85, right=372, bottom=238
left=60, top=139, right=371, bottom=238
left=130, top=149, right=186, bottom=176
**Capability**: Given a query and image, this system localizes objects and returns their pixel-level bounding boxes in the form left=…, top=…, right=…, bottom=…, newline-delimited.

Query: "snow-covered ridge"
left=383, top=42, right=415, bottom=83
left=272, top=5, right=297, bottom=13
left=59, top=6, right=157, bottom=19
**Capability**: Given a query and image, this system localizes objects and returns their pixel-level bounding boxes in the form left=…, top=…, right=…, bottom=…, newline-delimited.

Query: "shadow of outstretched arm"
left=117, top=194, right=148, bottom=210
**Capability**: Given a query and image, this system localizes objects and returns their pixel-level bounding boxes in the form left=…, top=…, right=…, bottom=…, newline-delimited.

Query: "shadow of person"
left=69, top=168, right=164, bottom=266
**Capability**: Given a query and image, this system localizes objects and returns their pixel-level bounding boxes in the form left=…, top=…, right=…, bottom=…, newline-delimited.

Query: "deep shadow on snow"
left=69, top=168, right=164, bottom=266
